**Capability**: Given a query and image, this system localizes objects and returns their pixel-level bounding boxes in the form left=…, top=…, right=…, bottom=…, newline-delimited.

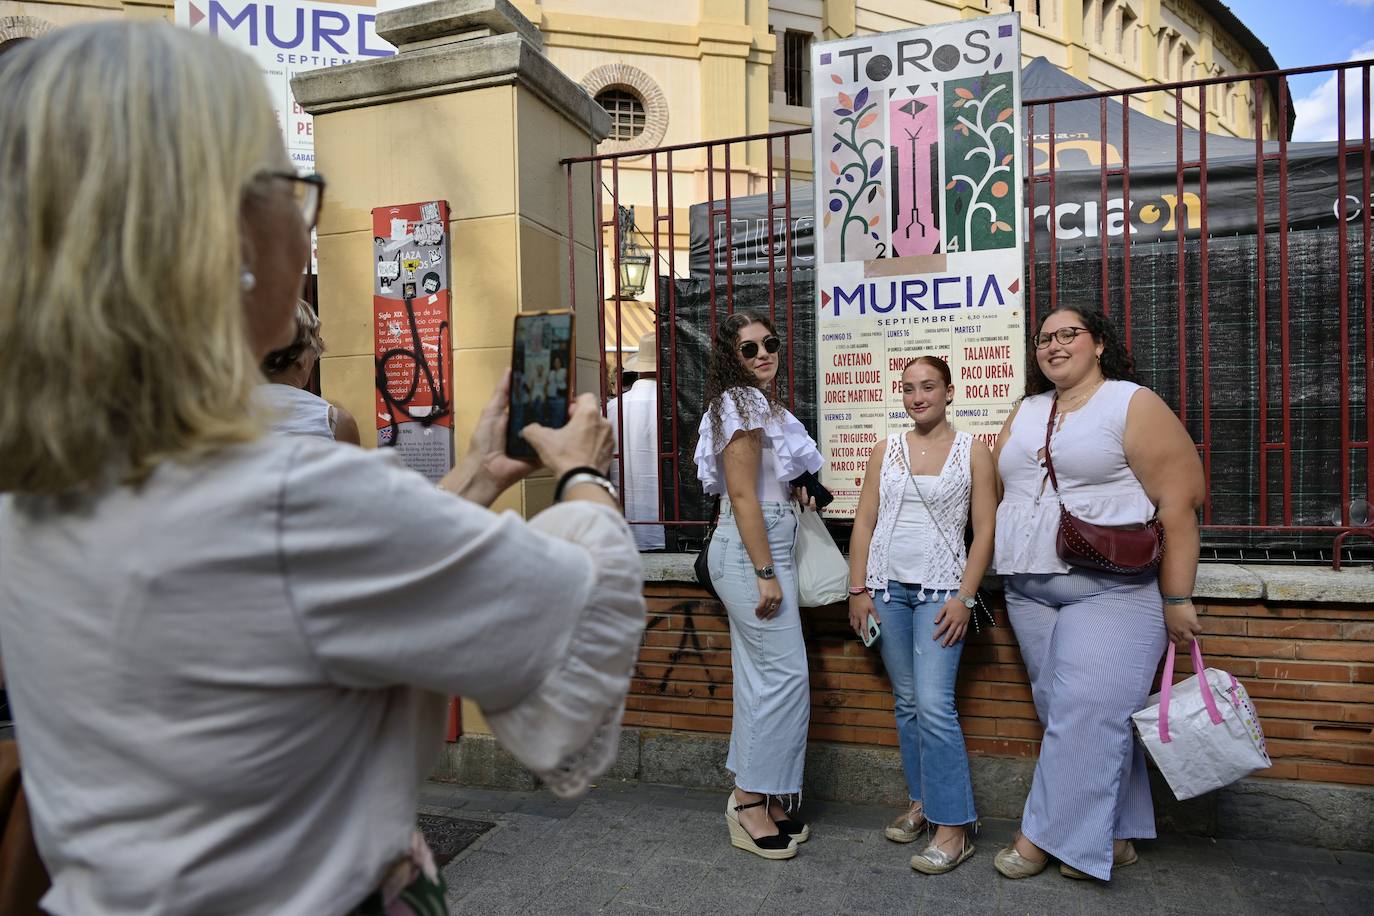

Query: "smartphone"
left=861, top=614, right=881, bottom=648
left=789, top=470, right=835, bottom=510
left=507, top=310, right=575, bottom=459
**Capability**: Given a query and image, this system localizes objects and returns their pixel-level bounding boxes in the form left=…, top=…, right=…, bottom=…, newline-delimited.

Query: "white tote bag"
left=1132, top=640, right=1271, bottom=801
left=792, top=507, right=849, bottom=607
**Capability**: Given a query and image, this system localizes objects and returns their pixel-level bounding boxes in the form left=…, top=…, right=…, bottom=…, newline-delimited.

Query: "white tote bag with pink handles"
left=1132, top=640, right=1272, bottom=801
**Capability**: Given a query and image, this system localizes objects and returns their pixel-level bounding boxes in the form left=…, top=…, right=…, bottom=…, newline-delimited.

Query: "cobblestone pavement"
left=420, top=779, right=1374, bottom=915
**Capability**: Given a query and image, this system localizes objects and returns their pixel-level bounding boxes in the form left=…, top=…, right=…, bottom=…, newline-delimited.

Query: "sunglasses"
left=738, top=336, right=781, bottom=360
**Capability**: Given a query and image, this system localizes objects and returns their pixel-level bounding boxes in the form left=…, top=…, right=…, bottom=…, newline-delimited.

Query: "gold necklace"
left=908, top=427, right=950, bottom=460
left=1059, top=377, right=1105, bottom=410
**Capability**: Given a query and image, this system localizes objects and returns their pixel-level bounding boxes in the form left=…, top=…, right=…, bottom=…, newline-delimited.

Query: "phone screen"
left=507, top=311, right=575, bottom=459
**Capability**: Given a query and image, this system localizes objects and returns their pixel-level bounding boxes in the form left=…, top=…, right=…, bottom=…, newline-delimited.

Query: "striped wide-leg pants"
left=1005, top=569, right=1168, bottom=881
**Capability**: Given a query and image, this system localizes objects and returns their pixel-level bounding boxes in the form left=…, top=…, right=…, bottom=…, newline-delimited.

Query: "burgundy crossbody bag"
left=1043, top=395, right=1165, bottom=575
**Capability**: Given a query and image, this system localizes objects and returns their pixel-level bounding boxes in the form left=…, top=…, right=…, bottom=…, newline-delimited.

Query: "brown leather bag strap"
left=1043, top=396, right=1061, bottom=494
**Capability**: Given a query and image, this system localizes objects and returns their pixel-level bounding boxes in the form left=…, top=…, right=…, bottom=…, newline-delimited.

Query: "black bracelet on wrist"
left=554, top=466, right=612, bottom=503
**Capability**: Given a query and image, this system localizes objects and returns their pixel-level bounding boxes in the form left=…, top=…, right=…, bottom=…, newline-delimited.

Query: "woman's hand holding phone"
left=443, top=370, right=538, bottom=507
left=848, top=590, right=879, bottom=641
left=522, top=393, right=613, bottom=478
left=442, top=380, right=615, bottom=510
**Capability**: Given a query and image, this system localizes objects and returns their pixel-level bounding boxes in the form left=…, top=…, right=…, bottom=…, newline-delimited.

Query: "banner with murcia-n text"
left=811, top=14, right=1026, bottom=517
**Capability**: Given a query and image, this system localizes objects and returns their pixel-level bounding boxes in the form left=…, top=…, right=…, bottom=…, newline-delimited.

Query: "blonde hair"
left=0, top=22, right=287, bottom=493
left=261, top=301, right=325, bottom=378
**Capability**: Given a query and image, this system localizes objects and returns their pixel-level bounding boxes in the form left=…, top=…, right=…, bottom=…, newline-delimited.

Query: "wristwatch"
left=957, top=593, right=977, bottom=610
left=754, top=565, right=776, bottom=580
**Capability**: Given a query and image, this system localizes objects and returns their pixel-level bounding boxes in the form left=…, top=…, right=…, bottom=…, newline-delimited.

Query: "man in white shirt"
left=607, top=332, right=666, bottom=550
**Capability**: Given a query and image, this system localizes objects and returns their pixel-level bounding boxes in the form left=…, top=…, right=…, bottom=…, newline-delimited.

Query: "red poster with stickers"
left=372, top=200, right=453, bottom=483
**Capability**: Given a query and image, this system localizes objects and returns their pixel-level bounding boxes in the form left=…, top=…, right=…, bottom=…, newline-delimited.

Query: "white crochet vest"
left=865, top=430, right=973, bottom=601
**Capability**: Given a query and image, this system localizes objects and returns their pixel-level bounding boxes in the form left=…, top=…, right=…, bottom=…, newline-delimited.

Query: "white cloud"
left=1291, top=40, right=1374, bottom=141
left=1340, top=1, right=1374, bottom=8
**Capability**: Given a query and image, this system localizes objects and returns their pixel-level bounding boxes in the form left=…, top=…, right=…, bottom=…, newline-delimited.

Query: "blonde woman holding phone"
left=0, top=25, right=643, bottom=914
left=846, top=356, right=997, bottom=875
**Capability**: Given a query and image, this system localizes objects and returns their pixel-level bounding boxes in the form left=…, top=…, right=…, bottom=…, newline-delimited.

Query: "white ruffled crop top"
left=694, top=386, right=823, bottom=500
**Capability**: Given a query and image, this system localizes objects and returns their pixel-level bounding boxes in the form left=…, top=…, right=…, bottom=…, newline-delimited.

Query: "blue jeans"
left=876, top=580, right=977, bottom=826
left=708, top=499, right=808, bottom=795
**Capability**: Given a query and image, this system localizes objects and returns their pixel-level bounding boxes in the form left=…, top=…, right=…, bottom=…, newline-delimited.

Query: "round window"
left=595, top=88, right=647, bottom=142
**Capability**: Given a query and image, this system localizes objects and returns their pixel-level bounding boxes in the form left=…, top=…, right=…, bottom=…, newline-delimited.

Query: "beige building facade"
left=1, top=1, right=1283, bottom=332
left=497, top=0, right=1281, bottom=338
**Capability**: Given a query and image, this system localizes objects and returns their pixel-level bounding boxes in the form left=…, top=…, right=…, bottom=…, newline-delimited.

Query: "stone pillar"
left=293, top=0, right=608, bottom=744
left=820, top=0, right=855, bottom=41
left=292, top=0, right=609, bottom=520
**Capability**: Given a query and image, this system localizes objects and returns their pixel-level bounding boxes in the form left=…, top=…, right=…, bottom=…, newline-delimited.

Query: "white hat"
left=627, top=332, right=657, bottom=373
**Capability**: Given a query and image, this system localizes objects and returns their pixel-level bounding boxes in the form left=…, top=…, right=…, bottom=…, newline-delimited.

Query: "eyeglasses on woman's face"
left=261, top=171, right=326, bottom=230
left=1033, top=326, right=1090, bottom=349
left=737, top=335, right=781, bottom=360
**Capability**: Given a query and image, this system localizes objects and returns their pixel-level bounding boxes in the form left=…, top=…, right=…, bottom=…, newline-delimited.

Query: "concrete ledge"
left=442, top=729, right=1374, bottom=850
left=291, top=32, right=610, bottom=141
left=377, top=0, right=543, bottom=52
left=643, top=553, right=1374, bottom=603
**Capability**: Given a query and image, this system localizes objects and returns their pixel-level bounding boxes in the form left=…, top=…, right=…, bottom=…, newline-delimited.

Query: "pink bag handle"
left=1157, top=639, right=1224, bottom=744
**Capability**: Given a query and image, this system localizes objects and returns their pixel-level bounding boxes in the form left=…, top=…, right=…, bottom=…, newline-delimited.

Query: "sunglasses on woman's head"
left=738, top=336, right=781, bottom=360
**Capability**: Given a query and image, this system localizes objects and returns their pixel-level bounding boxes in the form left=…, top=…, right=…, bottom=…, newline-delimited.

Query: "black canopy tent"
left=689, top=58, right=1350, bottom=275
left=656, top=59, right=1370, bottom=560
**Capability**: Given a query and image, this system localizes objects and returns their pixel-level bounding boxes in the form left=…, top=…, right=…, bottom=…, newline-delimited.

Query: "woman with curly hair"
left=990, top=306, right=1204, bottom=882
left=694, top=311, right=823, bottom=861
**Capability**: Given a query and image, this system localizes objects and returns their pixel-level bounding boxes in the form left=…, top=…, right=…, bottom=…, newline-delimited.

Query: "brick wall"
left=631, top=582, right=1374, bottom=787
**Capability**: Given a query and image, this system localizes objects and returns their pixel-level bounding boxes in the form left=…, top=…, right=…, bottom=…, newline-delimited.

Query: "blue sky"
left=1222, top=0, right=1374, bottom=139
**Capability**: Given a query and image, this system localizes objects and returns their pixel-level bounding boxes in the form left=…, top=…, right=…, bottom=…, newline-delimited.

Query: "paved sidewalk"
left=420, top=780, right=1374, bottom=915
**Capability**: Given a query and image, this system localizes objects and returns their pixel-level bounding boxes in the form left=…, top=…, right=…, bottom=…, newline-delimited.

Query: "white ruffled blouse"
left=0, top=436, right=645, bottom=916
left=694, top=387, right=823, bottom=497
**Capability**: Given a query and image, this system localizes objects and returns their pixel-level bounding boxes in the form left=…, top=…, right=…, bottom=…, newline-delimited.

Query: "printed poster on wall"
left=175, top=1, right=396, bottom=174
left=373, top=200, right=453, bottom=483
left=811, top=14, right=1025, bottom=518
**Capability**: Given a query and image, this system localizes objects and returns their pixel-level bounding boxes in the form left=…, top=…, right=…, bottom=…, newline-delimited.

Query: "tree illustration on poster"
left=825, top=83, right=887, bottom=261
left=944, top=74, right=1017, bottom=253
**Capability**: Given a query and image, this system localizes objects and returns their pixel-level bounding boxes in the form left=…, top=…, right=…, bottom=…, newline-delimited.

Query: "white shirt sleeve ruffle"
left=482, top=502, right=646, bottom=798
left=693, top=387, right=823, bottom=496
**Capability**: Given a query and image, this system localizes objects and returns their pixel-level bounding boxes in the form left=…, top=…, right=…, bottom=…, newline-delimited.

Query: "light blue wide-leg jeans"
left=875, top=580, right=978, bottom=826
left=708, top=500, right=808, bottom=795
